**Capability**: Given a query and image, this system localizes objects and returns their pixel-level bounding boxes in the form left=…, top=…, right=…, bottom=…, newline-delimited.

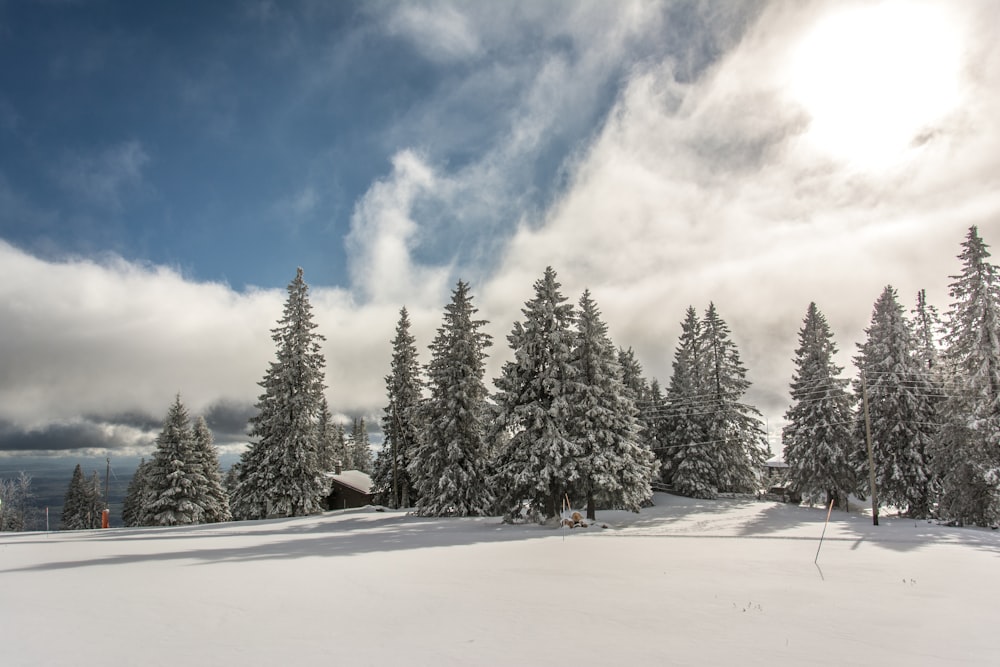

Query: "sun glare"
left=789, top=1, right=964, bottom=169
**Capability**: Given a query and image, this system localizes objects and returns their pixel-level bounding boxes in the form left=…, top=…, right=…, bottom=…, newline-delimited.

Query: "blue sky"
left=0, top=0, right=748, bottom=290
left=1, top=0, right=999, bottom=461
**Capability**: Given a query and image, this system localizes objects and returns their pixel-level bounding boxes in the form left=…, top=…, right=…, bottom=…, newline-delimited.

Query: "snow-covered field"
left=2, top=493, right=997, bottom=666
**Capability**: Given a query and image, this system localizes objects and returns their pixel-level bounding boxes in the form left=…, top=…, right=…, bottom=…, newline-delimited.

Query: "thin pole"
left=814, top=498, right=835, bottom=563
left=391, top=408, right=400, bottom=509
left=861, top=372, right=879, bottom=526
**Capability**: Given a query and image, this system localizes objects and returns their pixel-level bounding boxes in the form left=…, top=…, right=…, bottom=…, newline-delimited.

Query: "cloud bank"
left=1, top=0, right=998, bottom=456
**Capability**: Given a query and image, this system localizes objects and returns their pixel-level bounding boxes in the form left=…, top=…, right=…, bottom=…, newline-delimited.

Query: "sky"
left=1, top=0, right=999, bottom=462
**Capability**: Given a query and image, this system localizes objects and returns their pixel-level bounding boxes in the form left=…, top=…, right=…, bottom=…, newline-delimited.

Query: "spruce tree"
left=493, top=267, right=580, bottom=519
left=232, top=268, right=328, bottom=519
left=83, top=471, right=104, bottom=529
left=0, top=472, right=35, bottom=531
left=912, top=289, right=943, bottom=374
left=409, top=281, right=493, bottom=516
left=697, top=303, right=767, bottom=495
left=348, top=417, right=374, bottom=474
left=619, top=347, right=662, bottom=453
left=316, top=398, right=335, bottom=473
left=373, top=307, right=424, bottom=508
left=854, top=286, right=935, bottom=518
left=932, top=227, right=1000, bottom=525
left=146, top=395, right=208, bottom=526
left=662, top=307, right=712, bottom=496
left=60, top=464, right=89, bottom=530
left=192, top=416, right=231, bottom=523
left=121, top=458, right=150, bottom=527
left=569, top=291, right=658, bottom=519
left=782, top=303, right=856, bottom=508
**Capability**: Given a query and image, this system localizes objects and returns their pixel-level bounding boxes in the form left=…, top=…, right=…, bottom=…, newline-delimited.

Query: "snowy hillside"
left=2, top=494, right=997, bottom=666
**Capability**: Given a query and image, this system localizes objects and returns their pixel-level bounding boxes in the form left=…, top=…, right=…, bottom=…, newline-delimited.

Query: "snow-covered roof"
left=764, top=455, right=788, bottom=468
left=324, top=470, right=372, bottom=495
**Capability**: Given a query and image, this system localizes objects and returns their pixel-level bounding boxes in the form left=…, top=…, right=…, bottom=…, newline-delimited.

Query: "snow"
left=2, top=493, right=997, bottom=666
left=324, top=469, right=373, bottom=494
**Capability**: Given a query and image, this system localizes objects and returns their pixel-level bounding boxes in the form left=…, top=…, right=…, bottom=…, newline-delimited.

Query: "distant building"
left=761, top=455, right=800, bottom=503
left=762, top=455, right=788, bottom=484
left=324, top=461, right=373, bottom=510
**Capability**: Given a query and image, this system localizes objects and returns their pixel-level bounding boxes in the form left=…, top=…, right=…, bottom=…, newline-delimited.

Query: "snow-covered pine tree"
left=619, top=347, right=661, bottom=453
left=912, top=289, right=943, bottom=374
left=232, top=268, right=328, bottom=519
left=121, top=458, right=151, bottom=527
left=347, top=417, right=373, bottom=474
left=229, top=437, right=268, bottom=520
left=646, top=379, right=669, bottom=460
left=662, top=307, right=714, bottom=496
left=373, top=307, right=424, bottom=508
left=0, top=472, right=35, bottom=531
left=493, top=267, right=580, bottom=519
left=145, top=395, right=208, bottom=526
left=408, top=281, right=493, bottom=516
left=569, top=291, right=658, bottom=519
left=192, top=416, right=231, bottom=523
left=782, top=302, right=856, bottom=508
left=854, top=286, right=936, bottom=518
left=223, top=463, right=240, bottom=502
left=316, top=398, right=337, bottom=474
left=932, top=227, right=1000, bottom=526
left=83, top=471, right=104, bottom=528
left=60, top=464, right=102, bottom=530
left=697, top=303, right=767, bottom=494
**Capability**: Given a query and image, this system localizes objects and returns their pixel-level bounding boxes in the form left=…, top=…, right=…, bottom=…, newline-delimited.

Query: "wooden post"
left=814, top=498, right=835, bottom=564
left=861, top=372, right=879, bottom=526
left=391, top=409, right=400, bottom=509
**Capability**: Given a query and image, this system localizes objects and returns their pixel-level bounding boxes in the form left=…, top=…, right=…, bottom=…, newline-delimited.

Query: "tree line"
left=780, top=226, right=1000, bottom=526
left=4, top=226, right=997, bottom=531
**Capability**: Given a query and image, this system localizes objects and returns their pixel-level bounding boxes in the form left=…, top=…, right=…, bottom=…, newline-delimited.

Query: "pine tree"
left=697, top=303, right=767, bottom=494
left=192, top=417, right=231, bottom=523
left=912, top=289, right=942, bottom=374
left=854, top=286, right=935, bottom=518
left=347, top=417, right=374, bottom=474
left=662, top=307, right=713, bottom=496
left=569, top=291, right=658, bottom=519
left=232, top=268, right=328, bottom=519
left=409, top=281, right=494, bottom=516
left=619, top=347, right=661, bottom=453
left=61, top=464, right=93, bottom=530
left=223, top=463, right=240, bottom=501
left=782, top=303, right=856, bottom=508
left=932, top=227, right=1000, bottom=526
left=316, top=398, right=334, bottom=473
left=646, top=379, right=669, bottom=460
left=373, top=307, right=424, bottom=508
left=145, top=395, right=208, bottom=526
left=493, top=267, right=580, bottom=520
left=121, top=458, right=151, bottom=527
left=0, top=472, right=35, bottom=531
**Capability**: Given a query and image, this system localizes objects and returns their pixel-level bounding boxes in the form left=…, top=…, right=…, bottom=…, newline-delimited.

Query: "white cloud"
left=3, top=0, right=999, bottom=455
left=483, top=0, right=1000, bottom=418
left=384, top=3, right=481, bottom=63
left=345, top=150, right=453, bottom=306
left=0, top=238, right=444, bottom=454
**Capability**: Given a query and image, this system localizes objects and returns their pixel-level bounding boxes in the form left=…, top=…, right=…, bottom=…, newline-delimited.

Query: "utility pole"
left=861, top=372, right=878, bottom=526
left=105, top=457, right=111, bottom=509
left=391, top=408, right=400, bottom=509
